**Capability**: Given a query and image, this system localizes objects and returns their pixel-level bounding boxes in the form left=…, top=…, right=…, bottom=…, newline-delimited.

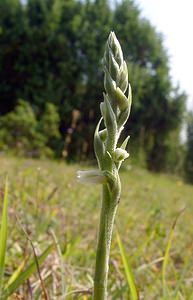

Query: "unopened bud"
left=104, top=67, right=116, bottom=97
left=115, top=87, right=129, bottom=111
left=99, top=129, right=107, bottom=142
left=103, top=93, right=117, bottom=135
left=107, top=32, right=123, bottom=67
left=109, top=49, right=120, bottom=81
left=119, top=61, right=128, bottom=93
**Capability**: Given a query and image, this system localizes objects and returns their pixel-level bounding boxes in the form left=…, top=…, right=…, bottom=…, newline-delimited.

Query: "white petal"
left=77, top=170, right=107, bottom=185
left=113, top=148, right=129, bottom=162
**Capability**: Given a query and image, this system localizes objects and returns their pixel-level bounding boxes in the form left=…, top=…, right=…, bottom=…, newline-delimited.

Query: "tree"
left=184, top=112, right=193, bottom=183
left=0, top=0, right=187, bottom=168
left=65, top=0, right=113, bottom=159
left=0, top=100, right=46, bottom=156
left=0, top=0, right=25, bottom=114
left=0, top=100, right=62, bottom=157
left=39, top=103, right=62, bottom=156
left=113, top=0, right=186, bottom=171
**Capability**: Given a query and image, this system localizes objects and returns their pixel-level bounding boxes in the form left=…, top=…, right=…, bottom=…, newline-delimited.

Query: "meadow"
left=0, top=155, right=193, bottom=299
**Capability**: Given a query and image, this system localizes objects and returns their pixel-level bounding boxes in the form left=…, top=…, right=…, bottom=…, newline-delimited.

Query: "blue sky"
left=135, top=0, right=193, bottom=110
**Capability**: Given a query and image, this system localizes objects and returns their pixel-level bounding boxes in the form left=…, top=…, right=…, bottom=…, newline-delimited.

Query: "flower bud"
left=113, top=148, right=129, bottom=162
left=103, top=93, right=117, bottom=135
left=115, top=87, right=129, bottom=111
left=109, top=49, right=120, bottom=81
left=128, top=83, right=132, bottom=106
left=117, top=105, right=131, bottom=128
left=119, top=61, right=128, bottom=93
left=100, top=102, right=106, bottom=119
left=107, top=32, right=123, bottom=67
left=99, top=129, right=107, bottom=142
left=104, top=67, right=116, bottom=98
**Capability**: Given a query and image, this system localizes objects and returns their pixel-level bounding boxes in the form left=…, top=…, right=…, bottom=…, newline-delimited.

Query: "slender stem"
left=92, top=32, right=130, bottom=299
left=93, top=184, right=118, bottom=300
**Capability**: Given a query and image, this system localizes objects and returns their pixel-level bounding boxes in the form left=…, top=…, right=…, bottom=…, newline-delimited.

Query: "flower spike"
left=77, top=32, right=132, bottom=300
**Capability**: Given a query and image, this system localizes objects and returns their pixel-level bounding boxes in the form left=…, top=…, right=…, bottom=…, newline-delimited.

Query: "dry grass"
left=0, top=155, right=193, bottom=299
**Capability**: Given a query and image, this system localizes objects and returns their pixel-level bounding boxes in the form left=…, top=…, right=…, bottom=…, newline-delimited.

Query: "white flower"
left=113, top=148, right=129, bottom=162
left=77, top=170, right=107, bottom=185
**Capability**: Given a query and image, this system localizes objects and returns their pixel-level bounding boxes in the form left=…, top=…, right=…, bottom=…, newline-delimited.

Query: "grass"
left=0, top=155, right=193, bottom=299
left=0, top=176, right=8, bottom=297
left=116, top=229, right=139, bottom=300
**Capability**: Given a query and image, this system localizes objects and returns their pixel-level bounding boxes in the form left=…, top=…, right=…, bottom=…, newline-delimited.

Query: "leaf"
left=0, top=177, right=8, bottom=297
left=103, top=93, right=117, bottom=134
left=6, top=258, right=27, bottom=288
left=162, top=209, right=184, bottom=299
left=103, top=93, right=117, bottom=151
left=1, top=244, right=54, bottom=300
left=116, top=230, right=139, bottom=300
left=117, top=105, right=130, bottom=129
left=51, top=230, right=66, bottom=298
left=94, top=117, right=105, bottom=168
left=120, top=135, right=130, bottom=150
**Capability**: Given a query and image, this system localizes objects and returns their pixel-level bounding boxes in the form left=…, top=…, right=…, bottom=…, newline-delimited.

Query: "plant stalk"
left=78, top=32, right=131, bottom=300
left=93, top=184, right=118, bottom=300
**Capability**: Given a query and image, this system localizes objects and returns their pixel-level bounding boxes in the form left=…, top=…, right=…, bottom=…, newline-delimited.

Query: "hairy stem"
left=83, top=31, right=131, bottom=299
left=93, top=184, right=118, bottom=300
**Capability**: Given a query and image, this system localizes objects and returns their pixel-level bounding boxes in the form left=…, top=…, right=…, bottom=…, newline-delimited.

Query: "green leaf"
left=119, top=61, right=128, bottom=93
left=0, top=177, right=8, bottom=297
left=117, top=105, right=130, bottom=129
left=162, top=210, right=184, bottom=299
left=51, top=230, right=66, bottom=298
left=1, top=244, right=54, bottom=300
left=115, top=87, right=129, bottom=111
left=103, top=93, right=117, bottom=151
left=94, top=117, right=105, bottom=168
left=5, top=258, right=27, bottom=288
left=120, top=136, right=130, bottom=150
left=116, top=230, right=139, bottom=300
left=104, top=67, right=116, bottom=100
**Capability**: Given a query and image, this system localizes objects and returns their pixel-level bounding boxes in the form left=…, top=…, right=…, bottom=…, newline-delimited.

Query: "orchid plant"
left=77, top=32, right=132, bottom=300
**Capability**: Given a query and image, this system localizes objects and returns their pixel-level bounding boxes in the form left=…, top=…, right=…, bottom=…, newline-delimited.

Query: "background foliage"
left=0, top=1, right=193, bottom=298
left=0, top=0, right=189, bottom=175
left=184, top=112, right=193, bottom=182
left=0, top=156, right=193, bottom=298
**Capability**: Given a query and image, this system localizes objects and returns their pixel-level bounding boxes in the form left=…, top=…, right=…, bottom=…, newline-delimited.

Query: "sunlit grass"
left=0, top=155, right=193, bottom=299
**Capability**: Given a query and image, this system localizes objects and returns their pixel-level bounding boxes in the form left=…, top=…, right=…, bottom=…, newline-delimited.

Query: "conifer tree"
left=184, top=112, right=193, bottom=183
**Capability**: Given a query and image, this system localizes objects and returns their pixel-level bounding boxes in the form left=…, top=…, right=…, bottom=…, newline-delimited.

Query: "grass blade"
left=1, top=244, right=54, bottom=300
left=51, top=230, right=66, bottom=298
left=162, top=209, right=185, bottom=298
left=116, top=230, right=139, bottom=300
left=0, top=177, right=8, bottom=297
left=173, top=254, right=192, bottom=297
left=6, top=258, right=27, bottom=287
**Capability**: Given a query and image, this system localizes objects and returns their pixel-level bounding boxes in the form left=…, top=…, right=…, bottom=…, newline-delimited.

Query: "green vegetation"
left=184, top=112, right=193, bottom=183
left=0, top=155, right=193, bottom=299
left=0, top=175, right=55, bottom=300
left=0, top=101, right=61, bottom=157
left=0, top=0, right=187, bottom=173
left=90, top=32, right=131, bottom=299
left=0, top=1, right=192, bottom=299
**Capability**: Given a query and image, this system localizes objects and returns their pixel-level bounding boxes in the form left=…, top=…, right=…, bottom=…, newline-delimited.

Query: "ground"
left=0, top=155, right=193, bottom=299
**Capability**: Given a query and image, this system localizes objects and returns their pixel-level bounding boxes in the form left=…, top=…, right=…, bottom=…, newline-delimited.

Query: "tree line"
left=0, top=0, right=192, bottom=180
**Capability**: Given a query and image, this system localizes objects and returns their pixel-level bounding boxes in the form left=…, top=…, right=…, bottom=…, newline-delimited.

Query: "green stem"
left=93, top=184, right=118, bottom=300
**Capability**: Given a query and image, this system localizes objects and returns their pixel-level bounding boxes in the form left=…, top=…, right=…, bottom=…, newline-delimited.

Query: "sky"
left=135, top=0, right=193, bottom=110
